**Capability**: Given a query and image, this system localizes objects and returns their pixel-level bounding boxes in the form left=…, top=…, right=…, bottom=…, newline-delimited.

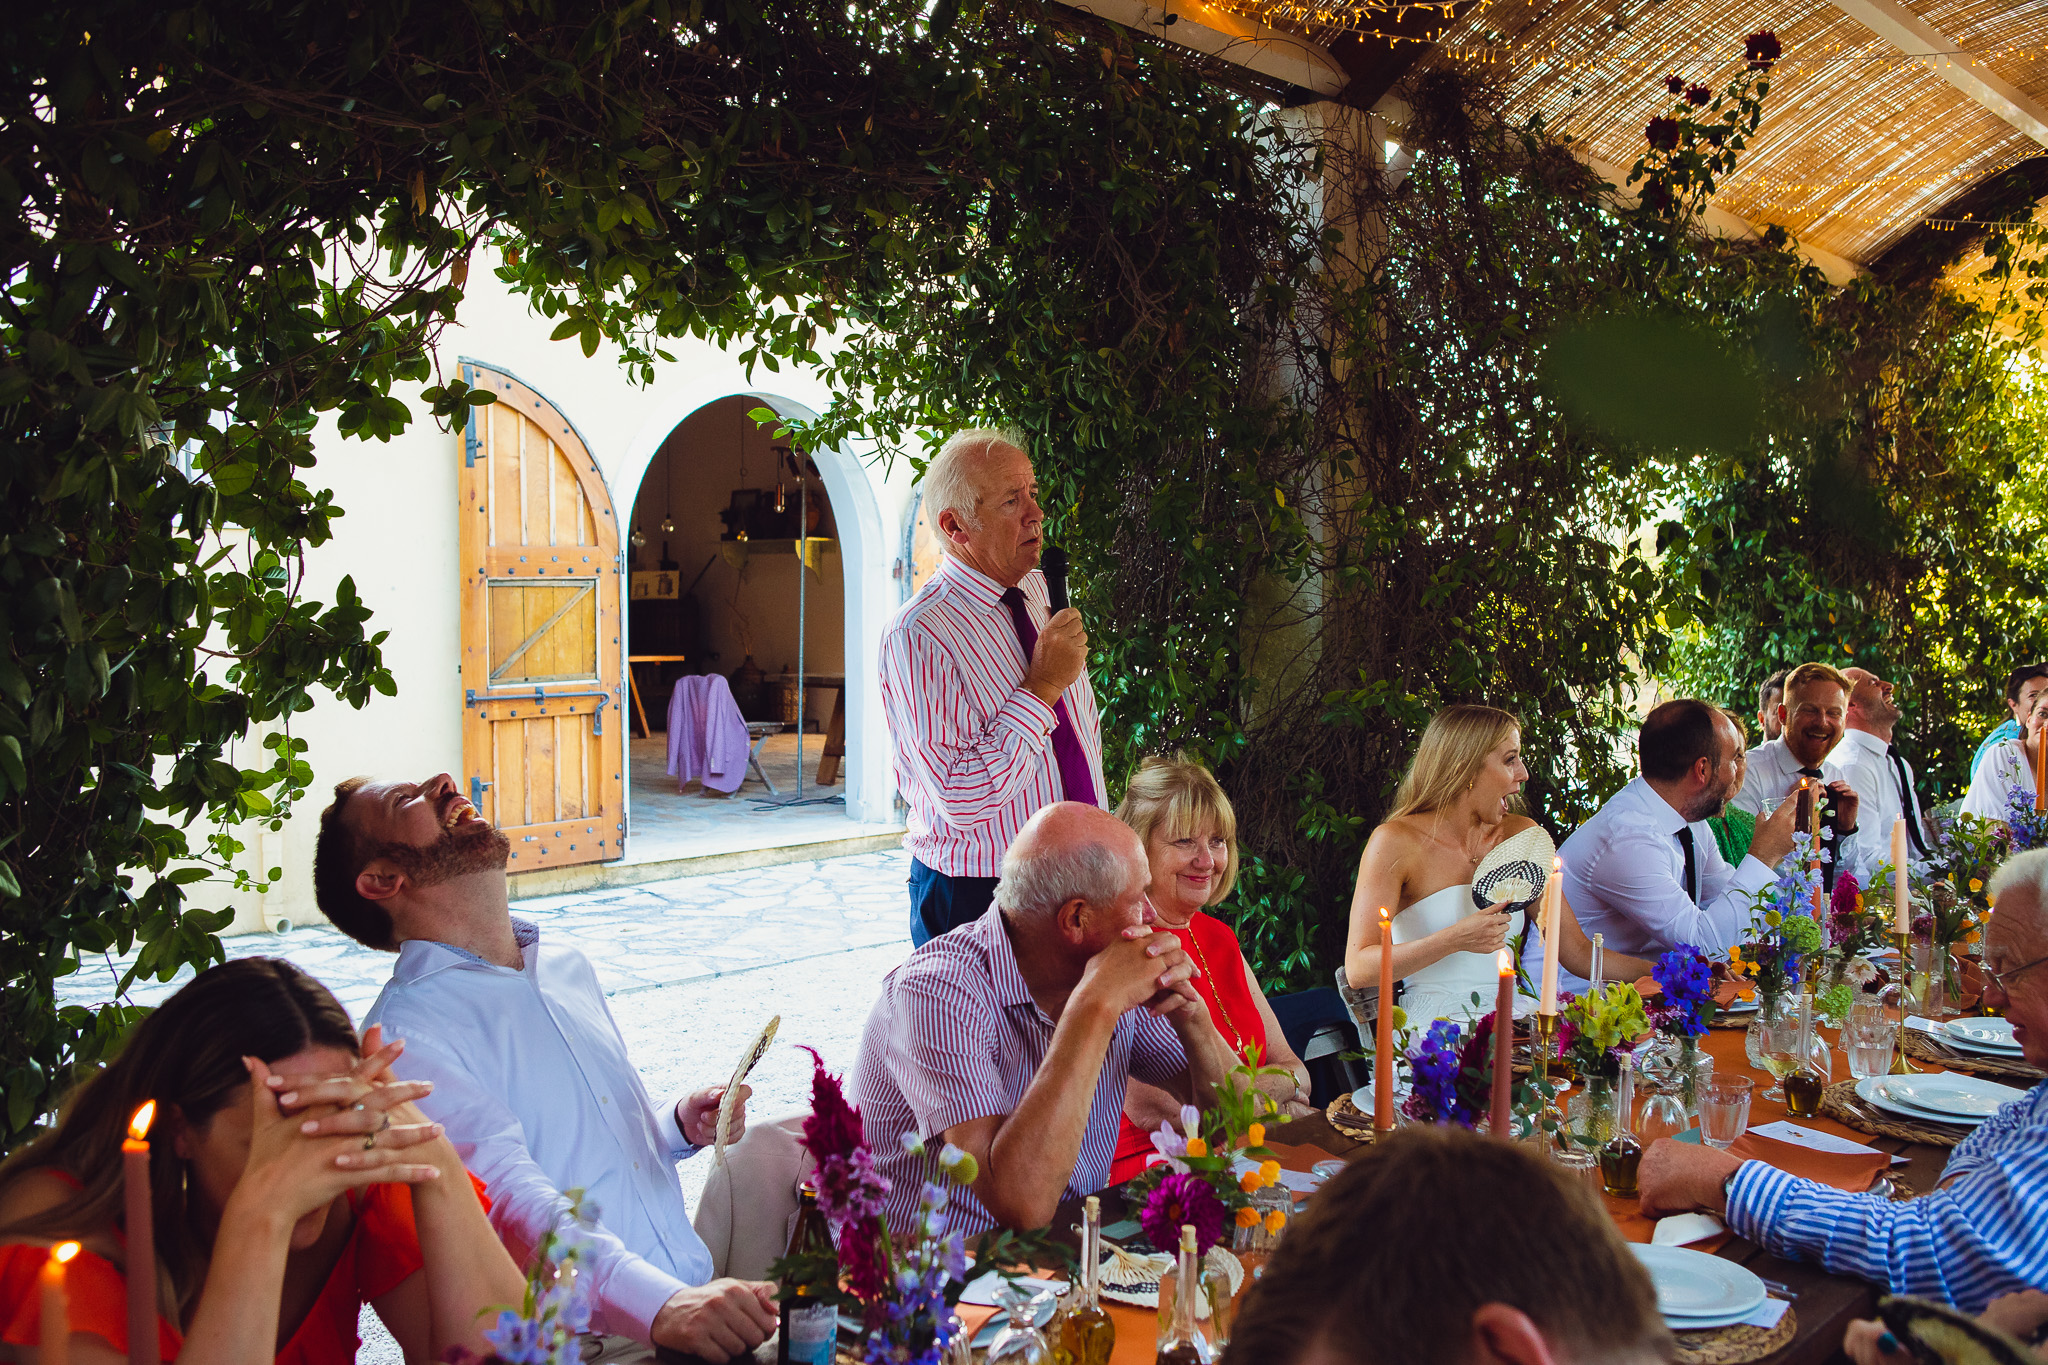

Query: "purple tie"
left=1000, top=587, right=1099, bottom=806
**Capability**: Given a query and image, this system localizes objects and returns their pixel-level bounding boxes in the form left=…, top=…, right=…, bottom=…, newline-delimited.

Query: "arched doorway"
left=610, top=390, right=895, bottom=831
left=623, top=397, right=845, bottom=820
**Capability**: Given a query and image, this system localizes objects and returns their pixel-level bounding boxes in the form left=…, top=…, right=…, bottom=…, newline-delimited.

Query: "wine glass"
left=986, top=1281, right=1059, bottom=1365
left=1757, top=1010, right=1802, bottom=1101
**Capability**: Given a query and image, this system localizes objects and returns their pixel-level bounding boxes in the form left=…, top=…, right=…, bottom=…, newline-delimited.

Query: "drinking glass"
left=1698, top=1075, right=1753, bottom=1150
left=1549, top=1143, right=1602, bottom=1195
left=1756, top=1010, right=1802, bottom=1101
left=987, top=1282, right=1058, bottom=1365
left=1845, top=1013, right=1896, bottom=1079
left=1637, top=1088, right=1692, bottom=1146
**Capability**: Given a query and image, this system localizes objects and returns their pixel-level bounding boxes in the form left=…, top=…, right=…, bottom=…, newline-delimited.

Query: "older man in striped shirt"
left=882, top=429, right=1102, bottom=945
left=849, top=802, right=1238, bottom=1238
left=1640, top=848, right=2048, bottom=1312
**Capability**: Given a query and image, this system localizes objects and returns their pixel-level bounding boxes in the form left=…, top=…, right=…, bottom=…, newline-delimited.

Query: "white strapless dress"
left=1392, top=885, right=1538, bottom=1026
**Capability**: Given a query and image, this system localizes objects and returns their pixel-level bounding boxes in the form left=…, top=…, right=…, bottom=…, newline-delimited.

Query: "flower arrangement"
left=770, top=1048, right=974, bottom=1365
left=1999, top=762, right=2048, bottom=852
left=443, top=1202, right=594, bottom=1365
left=1729, top=835, right=1826, bottom=1005
left=1129, top=1062, right=1290, bottom=1250
left=1559, top=983, right=1651, bottom=1080
left=1809, top=869, right=1889, bottom=1021
left=1648, top=947, right=1714, bottom=1037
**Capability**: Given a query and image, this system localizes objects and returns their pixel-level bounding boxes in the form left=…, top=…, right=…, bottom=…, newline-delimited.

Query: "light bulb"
left=661, top=516, right=675, bottom=533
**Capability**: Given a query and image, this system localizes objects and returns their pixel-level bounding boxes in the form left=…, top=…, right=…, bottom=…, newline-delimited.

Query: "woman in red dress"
left=0, top=957, right=523, bottom=1364
left=1108, top=757, right=1314, bottom=1183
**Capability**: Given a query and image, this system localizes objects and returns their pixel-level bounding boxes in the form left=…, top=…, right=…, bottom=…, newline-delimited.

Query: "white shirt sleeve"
left=392, top=1029, right=686, bottom=1342
left=1590, top=820, right=1773, bottom=956
left=1962, top=745, right=2024, bottom=821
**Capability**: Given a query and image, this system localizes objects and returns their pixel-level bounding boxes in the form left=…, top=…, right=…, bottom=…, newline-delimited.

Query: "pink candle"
left=1490, top=950, right=1514, bottom=1139
left=42, top=1241, right=79, bottom=1365
left=1375, top=908, right=1394, bottom=1132
left=1892, top=818, right=1910, bottom=934
left=126, top=1102, right=158, bottom=1365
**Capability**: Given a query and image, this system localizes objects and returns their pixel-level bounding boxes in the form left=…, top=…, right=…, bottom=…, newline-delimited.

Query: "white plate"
left=1629, top=1245, right=1767, bottom=1327
left=1854, top=1076, right=1987, bottom=1128
left=1944, top=1018, right=2022, bottom=1050
left=1878, top=1073, right=2026, bottom=1119
left=1718, top=997, right=1761, bottom=1016
left=1941, top=1032, right=2027, bottom=1059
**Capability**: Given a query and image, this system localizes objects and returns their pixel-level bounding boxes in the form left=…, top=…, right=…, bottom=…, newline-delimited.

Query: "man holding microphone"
left=881, top=429, right=1104, bottom=945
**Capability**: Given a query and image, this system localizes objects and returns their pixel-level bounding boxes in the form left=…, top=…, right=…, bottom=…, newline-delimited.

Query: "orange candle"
left=1892, top=817, right=1910, bottom=934
left=42, top=1241, right=80, bottom=1365
left=2035, top=726, right=2045, bottom=813
left=126, top=1101, right=158, bottom=1365
left=1375, top=908, right=1394, bottom=1132
left=1490, top=950, right=1514, bottom=1139
left=1539, top=857, right=1562, bottom=1013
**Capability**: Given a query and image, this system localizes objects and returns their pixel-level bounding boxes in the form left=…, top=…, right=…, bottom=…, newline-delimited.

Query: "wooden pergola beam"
left=1054, top=0, right=1352, bottom=96
left=1829, top=0, right=2048, bottom=148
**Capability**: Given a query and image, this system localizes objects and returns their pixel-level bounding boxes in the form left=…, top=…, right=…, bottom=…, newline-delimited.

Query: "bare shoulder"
left=1493, top=814, right=1538, bottom=841
left=0, top=1166, right=77, bottom=1228
left=1364, top=815, right=1428, bottom=862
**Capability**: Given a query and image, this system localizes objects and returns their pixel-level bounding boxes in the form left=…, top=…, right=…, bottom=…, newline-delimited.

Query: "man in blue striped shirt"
left=1640, top=848, right=2048, bottom=1313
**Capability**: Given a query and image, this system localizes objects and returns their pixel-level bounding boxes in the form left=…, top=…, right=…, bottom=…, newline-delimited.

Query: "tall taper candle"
left=125, top=1101, right=158, bottom=1365
left=1490, top=949, right=1514, bottom=1139
left=42, top=1241, right=79, bottom=1365
left=2035, top=723, right=2045, bottom=813
left=1539, top=857, right=1562, bottom=1014
left=1890, top=817, right=1908, bottom=931
left=1375, top=907, right=1395, bottom=1132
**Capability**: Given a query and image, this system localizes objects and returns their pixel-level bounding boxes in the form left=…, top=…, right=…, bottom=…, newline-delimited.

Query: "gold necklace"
left=1172, top=915, right=1245, bottom=1057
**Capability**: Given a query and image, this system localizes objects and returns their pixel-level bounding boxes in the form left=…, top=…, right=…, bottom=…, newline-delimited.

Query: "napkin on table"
left=1728, top=1130, right=1888, bottom=1192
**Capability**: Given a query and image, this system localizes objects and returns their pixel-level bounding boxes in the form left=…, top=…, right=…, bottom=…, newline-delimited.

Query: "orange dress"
left=0, top=1174, right=490, bottom=1364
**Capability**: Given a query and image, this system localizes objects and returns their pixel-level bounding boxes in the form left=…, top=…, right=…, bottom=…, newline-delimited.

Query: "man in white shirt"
left=1755, top=668, right=1787, bottom=745
left=1830, top=667, right=1931, bottom=867
left=1731, top=661, right=1867, bottom=883
left=316, top=772, right=778, bottom=1364
left=1557, top=700, right=1799, bottom=976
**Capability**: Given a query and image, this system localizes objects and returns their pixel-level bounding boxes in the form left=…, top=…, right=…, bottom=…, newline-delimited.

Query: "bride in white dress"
left=1345, top=705, right=1648, bottom=1026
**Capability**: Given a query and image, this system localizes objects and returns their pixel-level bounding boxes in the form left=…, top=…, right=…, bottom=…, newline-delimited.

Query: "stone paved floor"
left=57, top=848, right=919, bottom=1364
left=624, top=731, right=902, bottom=865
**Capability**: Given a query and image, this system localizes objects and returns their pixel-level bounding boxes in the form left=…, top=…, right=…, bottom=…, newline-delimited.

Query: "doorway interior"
left=623, top=396, right=859, bottom=862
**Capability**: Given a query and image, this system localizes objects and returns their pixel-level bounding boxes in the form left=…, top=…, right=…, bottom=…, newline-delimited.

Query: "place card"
left=1749, top=1120, right=1909, bottom=1164
left=1737, top=1297, right=1791, bottom=1329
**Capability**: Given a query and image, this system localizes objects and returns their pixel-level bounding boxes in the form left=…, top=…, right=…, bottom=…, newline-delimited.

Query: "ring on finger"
left=378, top=1113, right=393, bottom=1134
left=352, top=1101, right=367, bottom=1113
left=362, top=1131, right=377, bottom=1150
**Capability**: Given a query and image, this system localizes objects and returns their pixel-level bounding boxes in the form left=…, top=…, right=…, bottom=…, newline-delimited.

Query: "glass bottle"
left=1155, top=1226, right=1213, bottom=1365
left=1784, top=992, right=1827, bottom=1117
left=1599, top=1052, right=1642, bottom=1198
left=988, top=1282, right=1058, bottom=1365
left=777, top=1183, right=839, bottom=1365
left=1060, top=1196, right=1116, bottom=1365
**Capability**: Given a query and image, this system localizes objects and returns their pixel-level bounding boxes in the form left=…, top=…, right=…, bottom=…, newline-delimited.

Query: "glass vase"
left=1744, top=992, right=1785, bottom=1072
left=1564, top=1073, right=1616, bottom=1150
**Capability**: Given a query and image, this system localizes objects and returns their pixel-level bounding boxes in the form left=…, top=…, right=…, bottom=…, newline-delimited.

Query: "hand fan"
left=1470, top=823, right=1556, bottom=916
left=714, top=1014, right=780, bottom=1164
left=1876, top=1295, right=2042, bottom=1365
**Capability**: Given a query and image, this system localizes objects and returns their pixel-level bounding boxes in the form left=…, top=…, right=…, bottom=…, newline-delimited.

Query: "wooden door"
left=459, top=362, right=624, bottom=871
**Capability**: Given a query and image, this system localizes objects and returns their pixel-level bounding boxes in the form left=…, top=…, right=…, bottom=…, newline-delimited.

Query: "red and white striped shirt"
left=847, top=906, right=1189, bottom=1239
left=879, top=555, right=1105, bottom=877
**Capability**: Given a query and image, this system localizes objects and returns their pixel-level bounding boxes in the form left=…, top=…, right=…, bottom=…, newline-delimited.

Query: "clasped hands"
left=1078, top=921, right=1207, bottom=1023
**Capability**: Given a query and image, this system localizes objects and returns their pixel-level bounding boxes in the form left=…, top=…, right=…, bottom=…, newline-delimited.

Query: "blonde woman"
left=1107, top=757, right=1311, bottom=1183
left=1346, top=705, right=1648, bottom=1025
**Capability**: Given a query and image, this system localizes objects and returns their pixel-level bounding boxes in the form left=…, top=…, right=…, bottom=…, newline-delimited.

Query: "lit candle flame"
left=129, top=1101, right=155, bottom=1142
left=52, top=1241, right=80, bottom=1265
left=1497, top=949, right=1512, bottom=976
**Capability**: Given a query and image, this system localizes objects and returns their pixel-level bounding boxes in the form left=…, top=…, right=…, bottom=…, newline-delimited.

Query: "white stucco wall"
left=217, top=255, right=916, bottom=935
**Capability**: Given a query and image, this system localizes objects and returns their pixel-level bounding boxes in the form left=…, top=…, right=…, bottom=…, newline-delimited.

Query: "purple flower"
left=1403, top=1018, right=1476, bottom=1126
left=1650, top=947, right=1713, bottom=1037
left=1140, top=1171, right=1228, bottom=1256
left=799, top=1046, right=866, bottom=1167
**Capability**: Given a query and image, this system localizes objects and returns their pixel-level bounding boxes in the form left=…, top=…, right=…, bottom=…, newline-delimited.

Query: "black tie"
left=1888, top=744, right=1929, bottom=858
left=1796, top=766, right=1838, bottom=892
left=1676, top=827, right=1698, bottom=905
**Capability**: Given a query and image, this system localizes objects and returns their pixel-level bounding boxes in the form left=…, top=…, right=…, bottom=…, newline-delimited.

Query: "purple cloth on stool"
left=666, top=674, right=752, bottom=794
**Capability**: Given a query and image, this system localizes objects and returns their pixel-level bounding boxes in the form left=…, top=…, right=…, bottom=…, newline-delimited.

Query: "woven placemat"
left=1818, top=1079, right=1970, bottom=1148
left=1903, top=1030, right=2044, bottom=1082
left=1672, top=1308, right=1795, bottom=1364
left=1326, top=1092, right=1382, bottom=1141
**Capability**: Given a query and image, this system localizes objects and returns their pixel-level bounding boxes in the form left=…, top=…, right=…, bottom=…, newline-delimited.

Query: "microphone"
left=1042, top=544, right=1069, bottom=613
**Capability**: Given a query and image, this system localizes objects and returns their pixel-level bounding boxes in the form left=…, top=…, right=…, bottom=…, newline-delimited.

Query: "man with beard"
left=1756, top=667, right=1788, bottom=744
left=1731, top=661, right=1867, bottom=886
left=1832, top=667, right=1932, bottom=864
left=1554, top=700, right=1800, bottom=977
left=315, top=774, right=777, bottom=1364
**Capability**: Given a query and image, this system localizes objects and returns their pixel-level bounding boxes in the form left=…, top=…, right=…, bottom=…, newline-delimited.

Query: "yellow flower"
left=1259, top=1160, right=1282, bottom=1186
left=1235, top=1207, right=1260, bottom=1228
left=1185, top=1137, right=1208, bottom=1159
left=1765, top=910, right=1782, bottom=928
left=1245, top=1123, right=1266, bottom=1148
left=1264, top=1210, right=1287, bottom=1235
left=1971, top=878, right=1984, bottom=893
left=1239, top=1172, right=1262, bottom=1194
